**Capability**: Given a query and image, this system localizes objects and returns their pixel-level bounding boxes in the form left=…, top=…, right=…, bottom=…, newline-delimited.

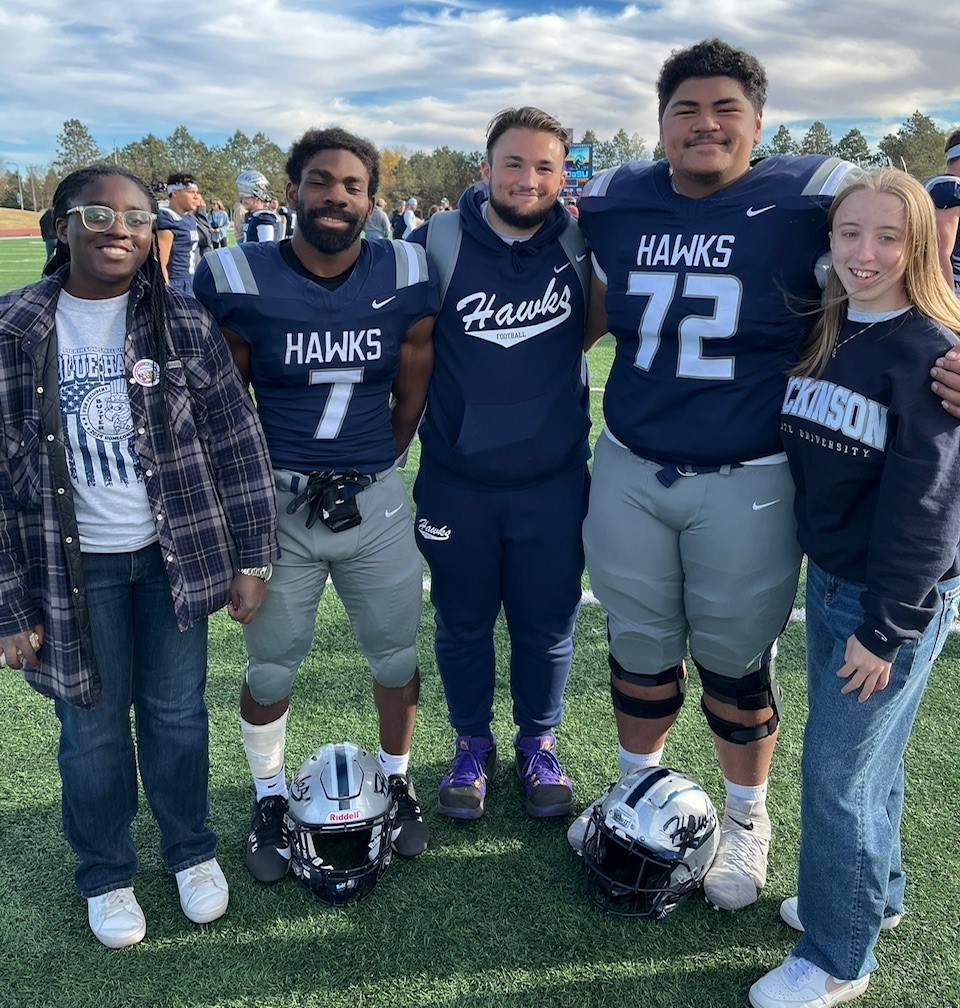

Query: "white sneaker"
left=779, top=896, right=902, bottom=934
left=566, top=795, right=603, bottom=854
left=175, top=858, right=229, bottom=924
left=87, top=887, right=146, bottom=949
left=703, top=799, right=771, bottom=910
left=749, top=956, right=869, bottom=1008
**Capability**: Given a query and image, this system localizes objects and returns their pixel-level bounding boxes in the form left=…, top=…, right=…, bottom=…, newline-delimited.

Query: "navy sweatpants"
left=414, top=462, right=589, bottom=737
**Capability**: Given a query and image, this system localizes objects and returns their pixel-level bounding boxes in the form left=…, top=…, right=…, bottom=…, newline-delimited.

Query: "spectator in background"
left=231, top=200, right=246, bottom=243
left=208, top=200, right=230, bottom=248
left=278, top=197, right=296, bottom=241
left=194, top=198, right=213, bottom=256
left=39, top=207, right=58, bottom=263
left=267, top=197, right=286, bottom=240
left=365, top=198, right=392, bottom=241
left=391, top=199, right=406, bottom=239
left=402, top=197, right=422, bottom=238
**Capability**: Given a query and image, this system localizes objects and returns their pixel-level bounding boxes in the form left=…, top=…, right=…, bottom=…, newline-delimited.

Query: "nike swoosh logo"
left=746, top=204, right=776, bottom=217
left=825, top=976, right=865, bottom=995
left=554, top=263, right=570, bottom=274
left=752, top=499, right=780, bottom=511
left=729, top=816, right=755, bottom=831
left=575, top=252, right=587, bottom=262
left=385, top=504, right=404, bottom=518
left=372, top=296, right=396, bottom=309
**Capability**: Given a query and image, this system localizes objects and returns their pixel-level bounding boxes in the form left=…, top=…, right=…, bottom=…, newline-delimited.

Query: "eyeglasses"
left=66, top=205, right=157, bottom=233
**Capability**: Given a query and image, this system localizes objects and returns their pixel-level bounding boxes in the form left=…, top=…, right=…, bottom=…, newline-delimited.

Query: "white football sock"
left=618, top=744, right=664, bottom=777
left=723, top=777, right=768, bottom=807
left=378, top=748, right=410, bottom=777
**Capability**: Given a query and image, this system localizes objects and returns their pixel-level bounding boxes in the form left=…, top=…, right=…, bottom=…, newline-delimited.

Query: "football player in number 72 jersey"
left=194, top=127, right=437, bottom=881
left=570, top=38, right=864, bottom=913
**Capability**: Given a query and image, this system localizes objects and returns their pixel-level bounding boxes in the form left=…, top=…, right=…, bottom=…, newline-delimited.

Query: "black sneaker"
left=245, top=795, right=291, bottom=882
left=388, top=774, right=430, bottom=859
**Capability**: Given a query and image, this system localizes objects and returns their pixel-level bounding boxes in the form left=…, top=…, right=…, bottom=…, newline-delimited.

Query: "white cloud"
left=2, top=0, right=957, bottom=167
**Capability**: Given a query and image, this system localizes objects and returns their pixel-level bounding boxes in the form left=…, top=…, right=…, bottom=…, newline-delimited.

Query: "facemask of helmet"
left=581, top=766, right=719, bottom=919
left=236, top=170, right=270, bottom=201
left=286, top=742, right=395, bottom=905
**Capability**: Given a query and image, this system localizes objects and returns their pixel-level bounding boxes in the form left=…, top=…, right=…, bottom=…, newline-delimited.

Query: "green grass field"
left=0, top=236, right=49, bottom=294
left=0, top=236, right=958, bottom=1008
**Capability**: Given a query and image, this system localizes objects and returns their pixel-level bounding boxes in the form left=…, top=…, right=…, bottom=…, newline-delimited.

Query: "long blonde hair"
left=792, top=167, right=960, bottom=378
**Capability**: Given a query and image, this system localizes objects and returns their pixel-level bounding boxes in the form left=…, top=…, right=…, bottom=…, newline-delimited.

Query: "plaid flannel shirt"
left=0, top=269, right=278, bottom=708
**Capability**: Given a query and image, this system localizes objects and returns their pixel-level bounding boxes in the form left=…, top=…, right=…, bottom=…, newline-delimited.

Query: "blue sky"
left=2, top=0, right=958, bottom=172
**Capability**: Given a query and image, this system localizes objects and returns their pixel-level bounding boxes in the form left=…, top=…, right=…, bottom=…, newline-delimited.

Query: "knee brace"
left=609, top=653, right=686, bottom=720
left=696, top=656, right=782, bottom=744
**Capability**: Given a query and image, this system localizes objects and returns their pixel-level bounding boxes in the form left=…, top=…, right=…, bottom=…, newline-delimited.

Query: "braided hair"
left=43, top=164, right=170, bottom=392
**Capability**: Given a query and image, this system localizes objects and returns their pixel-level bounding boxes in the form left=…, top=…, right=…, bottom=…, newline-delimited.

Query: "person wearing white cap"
left=402, top=197, right=421, bottom=238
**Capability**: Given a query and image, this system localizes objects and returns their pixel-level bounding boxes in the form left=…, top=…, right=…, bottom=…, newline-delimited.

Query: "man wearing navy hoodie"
left=407, top=107, right=590, bottom=821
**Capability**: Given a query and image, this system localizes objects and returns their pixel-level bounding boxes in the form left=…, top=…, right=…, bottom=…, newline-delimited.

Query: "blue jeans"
left=54, top=544, right=215, bottom=897
left=795, top=560, right=960, bottom=979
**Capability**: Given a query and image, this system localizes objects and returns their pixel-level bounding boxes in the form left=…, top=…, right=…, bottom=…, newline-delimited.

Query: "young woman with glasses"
left=0, top=165, right=277, bottom=949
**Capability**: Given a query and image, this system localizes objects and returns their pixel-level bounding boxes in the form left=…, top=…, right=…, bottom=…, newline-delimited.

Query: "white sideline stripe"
left=421, top=578, right=960, bottom=633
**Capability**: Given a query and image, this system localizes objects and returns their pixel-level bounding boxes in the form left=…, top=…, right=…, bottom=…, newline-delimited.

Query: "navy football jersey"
left=579, top=155, right=860, bottom=466
left=193, top=240, right=438, bottom=472
left=925, top=174, right=960, bottom=289
left=925, top=174, right=960, bottom=209
left=157, top=207, right=199, bottom=280
left=244, top=209, right=282, bottom=243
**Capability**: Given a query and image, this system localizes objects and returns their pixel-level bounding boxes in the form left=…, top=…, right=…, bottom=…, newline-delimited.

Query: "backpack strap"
left=558, top=215, right=589, bottom=305
left=424, top=209, right=463, bottom=306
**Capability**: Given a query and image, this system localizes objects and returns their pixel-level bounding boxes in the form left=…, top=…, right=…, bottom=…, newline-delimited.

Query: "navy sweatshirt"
left=407, top=189, right=589, bottom=488
left=781, top=307, right=960, bottom=661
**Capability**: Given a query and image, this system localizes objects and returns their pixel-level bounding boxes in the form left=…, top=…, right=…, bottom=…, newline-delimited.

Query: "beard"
left=295, top=199, right=365, bottom=255
left=487, top=191, right=555, bottom=232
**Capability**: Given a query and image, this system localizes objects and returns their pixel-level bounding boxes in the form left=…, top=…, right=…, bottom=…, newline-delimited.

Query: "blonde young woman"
left=751, top=169, right=960, bottom=1008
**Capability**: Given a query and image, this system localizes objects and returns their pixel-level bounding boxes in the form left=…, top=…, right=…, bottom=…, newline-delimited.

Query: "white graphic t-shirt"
left=55, top=289, right=157, bottom=553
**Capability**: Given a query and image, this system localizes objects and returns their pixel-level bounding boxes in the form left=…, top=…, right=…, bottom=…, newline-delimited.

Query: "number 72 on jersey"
left=627, top=272, right=743, bottom=380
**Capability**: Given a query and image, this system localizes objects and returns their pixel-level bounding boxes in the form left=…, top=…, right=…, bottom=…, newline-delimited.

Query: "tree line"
left=753, top=111, right=951, bottom=180
left=1, top=112, right=954, bottom=213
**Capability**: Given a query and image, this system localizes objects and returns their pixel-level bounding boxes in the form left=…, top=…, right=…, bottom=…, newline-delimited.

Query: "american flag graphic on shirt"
left=58, top=347, right=144, bottom=488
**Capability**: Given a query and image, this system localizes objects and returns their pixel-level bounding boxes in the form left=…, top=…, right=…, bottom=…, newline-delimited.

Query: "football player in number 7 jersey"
left=194, top=127, right=437, bottom=880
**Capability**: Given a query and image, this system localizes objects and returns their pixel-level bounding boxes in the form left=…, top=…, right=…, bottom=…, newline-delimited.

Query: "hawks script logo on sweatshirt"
left=456, top=276, right=572, bottom=348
